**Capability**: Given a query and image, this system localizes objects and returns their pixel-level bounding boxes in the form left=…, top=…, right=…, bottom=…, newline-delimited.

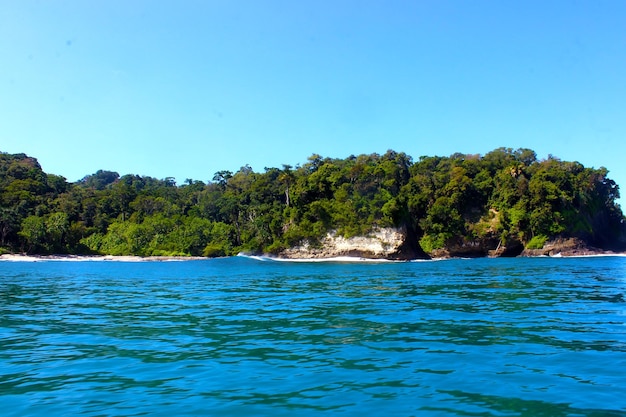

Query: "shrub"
left=419, top=233, right=446, bottom=253
left=526, top=235, right=548, bottom=249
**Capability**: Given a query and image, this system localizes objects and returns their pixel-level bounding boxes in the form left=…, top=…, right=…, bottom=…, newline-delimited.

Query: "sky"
left=1, top=1, right=625, bottom=199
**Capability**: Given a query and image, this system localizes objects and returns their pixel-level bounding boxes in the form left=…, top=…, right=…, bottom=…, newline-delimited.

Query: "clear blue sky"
left=1, top=1, right=625, bottom=198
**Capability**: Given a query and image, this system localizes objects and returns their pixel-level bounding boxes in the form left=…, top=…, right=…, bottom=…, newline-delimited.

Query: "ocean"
left=1, top=256, right=625, bottom=416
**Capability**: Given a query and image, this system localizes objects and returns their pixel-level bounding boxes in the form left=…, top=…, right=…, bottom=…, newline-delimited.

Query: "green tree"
left=19, top=216, right=46, bottom=253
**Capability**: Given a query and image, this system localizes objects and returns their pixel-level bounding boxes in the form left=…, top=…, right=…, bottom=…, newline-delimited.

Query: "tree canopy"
left=1, top=148, right=624, bottom=257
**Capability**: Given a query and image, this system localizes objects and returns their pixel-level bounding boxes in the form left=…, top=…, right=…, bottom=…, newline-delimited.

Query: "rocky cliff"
left=277, top=227, right=425, bottom=260
left=428, top=234, right=624, bottom=258
left=428, top=236, right=525, bottom=259
left=277, top=229, right=622, bottom=260
left=519, top=237, right=614, bottom=257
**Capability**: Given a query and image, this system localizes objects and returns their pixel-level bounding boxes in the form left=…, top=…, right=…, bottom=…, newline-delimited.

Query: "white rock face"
left=279, top=227, right=407, bottom=259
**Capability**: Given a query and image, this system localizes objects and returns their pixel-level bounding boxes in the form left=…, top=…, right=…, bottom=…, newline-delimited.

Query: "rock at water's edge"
left=276, top=231, right=621, bottom=260
left=520, top=237, right=611, bottom=257
left=277, top=227, right=425, bottom=260
left=429, top=236, right=524, bottom=258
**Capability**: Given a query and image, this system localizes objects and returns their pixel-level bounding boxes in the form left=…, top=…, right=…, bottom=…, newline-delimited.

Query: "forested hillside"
left=1, top=148, right=624, bottom=257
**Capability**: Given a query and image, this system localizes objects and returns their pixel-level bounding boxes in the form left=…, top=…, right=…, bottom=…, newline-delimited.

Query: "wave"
left=236, top=253, right=274, bottom=262
left=550, top=252, right=626, bottom=258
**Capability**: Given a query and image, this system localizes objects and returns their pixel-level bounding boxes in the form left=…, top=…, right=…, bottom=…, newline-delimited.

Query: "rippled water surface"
left=1, top=256, right=625, bottom=416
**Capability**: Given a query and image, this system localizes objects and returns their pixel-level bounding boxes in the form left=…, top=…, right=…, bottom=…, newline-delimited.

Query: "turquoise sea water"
left=1, top=256, right=625, bottom=416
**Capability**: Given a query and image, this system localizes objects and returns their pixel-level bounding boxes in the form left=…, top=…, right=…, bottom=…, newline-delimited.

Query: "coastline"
left=0, top=254, right=208, bottom=262
left=2, top=251, right=625, bottom=263
left=237, top=253, right=400, bottom=263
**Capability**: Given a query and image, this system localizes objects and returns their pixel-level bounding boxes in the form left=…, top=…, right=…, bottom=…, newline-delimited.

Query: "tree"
left=279, top=164, right=294, bottom=207
left=79, top=170, right=119, bottom=190
left=212, top=170, right=233, bottom=189
left=0, top=207, right=19, bottom=248
left=19, top=216, right=46, bottom=253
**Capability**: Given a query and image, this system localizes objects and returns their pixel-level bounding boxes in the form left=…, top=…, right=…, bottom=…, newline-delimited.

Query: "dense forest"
left=1, top=148, right=624, bottom=258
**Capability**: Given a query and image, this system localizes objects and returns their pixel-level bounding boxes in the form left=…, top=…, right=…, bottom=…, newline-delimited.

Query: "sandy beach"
left=0, top=254, right=208, bottom=262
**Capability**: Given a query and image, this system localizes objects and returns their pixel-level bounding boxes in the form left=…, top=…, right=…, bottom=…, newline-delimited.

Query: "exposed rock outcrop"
left=431, top=236, right=619, bottom=258
left=277, top=227, right=427, bottom=260
left=429, top=236, right=524, bottom=259
left=276, top=229, right=622, bottom=261
left=519, top=238, right=611, bottom=257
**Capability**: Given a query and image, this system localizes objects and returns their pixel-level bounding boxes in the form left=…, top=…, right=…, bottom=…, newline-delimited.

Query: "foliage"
left=419, top=233, right=447, bottom=253
left=526, top=235, right=548, bottom=250
left=1, top=148, right=625, bottom=257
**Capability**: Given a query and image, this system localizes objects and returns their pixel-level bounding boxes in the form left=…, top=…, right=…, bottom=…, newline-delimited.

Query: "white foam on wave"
left=236, top=253, right=273, bottom=262
left=410, top=258, right=443, bottom=262
left=549, top=252, right=626, bottom=258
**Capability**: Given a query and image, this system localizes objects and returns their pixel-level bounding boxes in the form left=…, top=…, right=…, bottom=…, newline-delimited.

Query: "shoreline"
left=0, top=254, right=207, bottom=262
left=2, top=251, right=625, bottom=263
left=238, top=254, right=400, bottom=263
